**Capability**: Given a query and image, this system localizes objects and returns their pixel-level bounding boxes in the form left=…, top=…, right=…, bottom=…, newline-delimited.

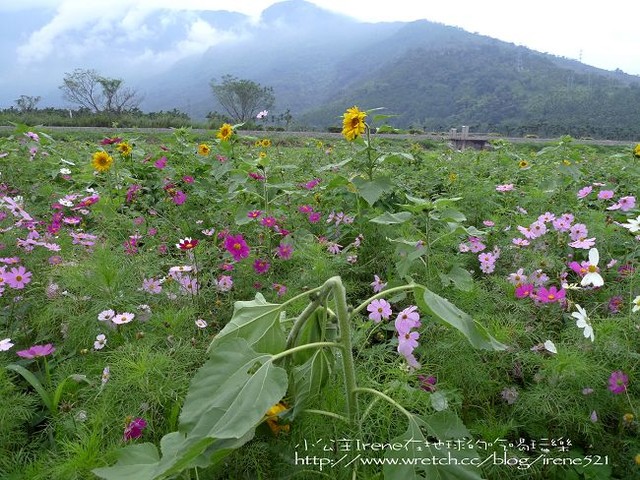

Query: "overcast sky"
left=1, top=0, right=638, bottom=107
left=2, top=0, right=638, bottom=74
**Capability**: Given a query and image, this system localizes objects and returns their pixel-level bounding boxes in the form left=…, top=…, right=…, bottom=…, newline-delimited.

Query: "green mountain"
left=143, top=0, right=640, bottom=139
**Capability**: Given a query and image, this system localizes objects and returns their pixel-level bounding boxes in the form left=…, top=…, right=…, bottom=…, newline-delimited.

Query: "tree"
left=210, top=75, right=275, bottom=123
left=59, top=68, right=142, bottom=114
left=14, top=95, right=41, bottom=112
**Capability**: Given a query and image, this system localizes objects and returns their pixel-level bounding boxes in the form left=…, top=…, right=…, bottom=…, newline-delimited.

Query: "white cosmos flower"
left=543, top=340, right=557, bottom=354
left=633, top=295, right=640, bottom=313
left=620, top=215, right=640, bottom=234
left=580, top=248, right=604, bottom=287
left=571, top=304, right=594, bottom=342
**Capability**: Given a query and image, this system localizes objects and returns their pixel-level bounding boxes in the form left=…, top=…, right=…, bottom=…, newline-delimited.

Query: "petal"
left=589, top=248, right=599, bottom=266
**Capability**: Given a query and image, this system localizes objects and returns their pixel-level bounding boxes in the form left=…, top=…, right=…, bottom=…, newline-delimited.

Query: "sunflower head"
left=265, top=402, right=290, bottom=435
left=116, top=142, right=132, bottom=156
left=633, top=143, right=640, bottom=158
left=261, top=139, right=271, bottom=148
left=197, top=143, right=211, bottom=156
left=217, top=123, right=234, bottom=142
left=92, top=151, right=114, bottom=172
left=341, top=106, right=367, bottom=141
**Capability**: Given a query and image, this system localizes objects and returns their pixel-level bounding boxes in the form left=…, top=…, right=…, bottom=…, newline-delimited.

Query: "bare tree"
left=60, top=68, right=142, bottom=113
left=14, top=95, right=41, bottom=112
left=210, top=75, right=275, bottom=123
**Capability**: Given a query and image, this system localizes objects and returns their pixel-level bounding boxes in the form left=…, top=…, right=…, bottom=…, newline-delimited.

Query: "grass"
left=0, top=122, right=639, bottom=479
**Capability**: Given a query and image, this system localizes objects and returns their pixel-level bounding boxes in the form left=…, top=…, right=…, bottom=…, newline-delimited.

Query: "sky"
left=2, top=0, right=637, bottom=74
left=0, top=0, right=638, bottom=107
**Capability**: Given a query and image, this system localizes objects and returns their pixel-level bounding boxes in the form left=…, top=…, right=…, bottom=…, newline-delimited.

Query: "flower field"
left=0, top=112, right=639, bottom=480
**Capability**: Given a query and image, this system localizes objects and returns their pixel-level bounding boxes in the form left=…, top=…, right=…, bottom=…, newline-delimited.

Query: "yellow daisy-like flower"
left=341, top=106, right=367, bottom=141
left=265, top=402, right=290, bottom=435
left=261, top=139, right=271, bottom=148
left=623, top=413, right=635, bottom=423
left=448, top=172, right=458, bottom=182
left=259, top=151, right=267, bottom=159
left=217, top=123, right=234, bottom=142
left=116, top=142, right=132, bottom=156
left=197, top=143, right=211, bottom=156
left=518, top=160, right=530, bottom=169
left=92, top=151, right=113, bottom=172
left=563, top=159, right=571, bottom=166
left=633, top=143, right=640, bottom=158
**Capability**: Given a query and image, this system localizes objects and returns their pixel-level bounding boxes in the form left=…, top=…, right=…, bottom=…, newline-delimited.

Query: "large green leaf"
left=209, top=293, right=285, bottom=354
left=291, top=348, right=334, bottom=418
left=383, top=414, right=484, bottom=480
left=414, top=286, right=507, bottom=351
left=370, top=211, right=413, bottom=225
left=94, top=338, right=286, bottom=480
left=351, top=176, right=394, bottom=206
left=438, top=266, right=474, bottom=292
left=290, top=307, right=325, bottom=365
left=182, top=337, right=288, bottom=438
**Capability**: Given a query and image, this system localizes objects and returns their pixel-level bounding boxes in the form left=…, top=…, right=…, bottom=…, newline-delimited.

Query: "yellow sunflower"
left=265, top=402, right=290, bottom=435
left=197, top=143, right=211, bottom=156
left=633, top=143, right=640, bottom=158
left=92, top=151, right=113, bottom=172
left=259, top=151, right=267, bottom=159
left=217, top=123, right=234, bottom=142
left=116, top=142, right=132, bottom=156
left=341, top=106, right=367, bottom=141
left=261, top=138, right=271, bottom=148
left=518, top=160, right=530, bottom=169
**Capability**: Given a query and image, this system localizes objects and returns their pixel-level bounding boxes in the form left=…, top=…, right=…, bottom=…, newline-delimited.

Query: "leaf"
left=370, top=211, right=412, bottom=225
left=291, top=348, right=334, bottom=417
left=92, top=443, right=160, bottom=480
left=430, top=391, right=448, bottom=411
left=351, top=176, right=394, bottom=206
left=290, top=307, right=325, bottom=365
left=438, top=266, right=474, bottom=292
left=181, top=337, right=288, bottom=439
left=383, top=414, right=483, bottom=480
left=6, top=363, right=52, bottom=412
left=319, top=159, right=352, bottom=172
left=209, top=293, right=285, bottom=354
left=423, top=410, right=472, bottom=440
left=414, top=286, right=507, bottom=351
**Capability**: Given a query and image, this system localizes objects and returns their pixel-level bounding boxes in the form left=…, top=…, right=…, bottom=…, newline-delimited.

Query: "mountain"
left=4, top=0, right=640, bottom=138
left=135, top=0, right=640, bottom=138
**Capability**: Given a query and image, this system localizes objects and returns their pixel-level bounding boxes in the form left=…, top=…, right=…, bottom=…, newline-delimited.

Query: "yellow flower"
left=92, top=151, right=113, bottom=172
left=217, top=123, right=234, bottom=142
left=265, top=402, right=290, bottom=435
left=518, top=160, right=530, bottom=169
left=448, top=172, right=458, bottom=182
left=197, top=143, right=211, bottom=156
left=261, top=139, right=271, bottom=148
left=116, top=142, right=132, bottom=156
left=341, top=106, right=367, bottom=141
left=636, top=453, right=640, bottom=465
left=623, top=413, right=635, bottom=423
left=563, top=159, right=571, bottom=166
left=634, top=143, right=640, bottom=158
left=259, top=151, right=267, bottom=159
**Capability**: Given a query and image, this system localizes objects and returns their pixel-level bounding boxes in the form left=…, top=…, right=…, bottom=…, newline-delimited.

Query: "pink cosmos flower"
left=535, top=285, right=566, bottom=303
left=367, top=299, right=392, bottom=323
left=298, top=205, right=313, bottom=214
left=568, top=237, right=596, bottom=249
left=537, top=212, right=555, bottom=223
left=370, top=275, right=387, bottom=293
left=512, top=238, right=530, bottom=247
left=276, top=243, right=293, bottom=260
left=5, top=266, right=32, bottom=289
left=260, top=216, right=277, bottom=228
left=308, top=212, right=321, bottom=223
left=483, top=220, right=495, bottom=227
left=577, top=186, right=592, bottom=199
left=16, top=343, right=55, bottom=359
left=216, top=275, right=233, bottom=292
left=123, top=417, right=147, bottom=441
left=172, top=191, right=187, bottom=205
left=247, top=210, right=262, bottom=220
left=141, top=278, right=162, bottom=294
left=327, top=242, right=342, bottom=254
left=515, top=283, right=535, bottom=299
left=154, top=156, right=167, bottom=169
left=394, top=306, right=421, bottom=334
left=112, top=312, right=135, bottom=325
left=302, top=178, right=321, bottom=190
left=272, top=283, right=287, bottom=296
left=507, top=268, right=527, bottom=286
left=398, top=330, right=420, bottom=356
left=224, top=234, right=250, bottom=261
left=0, top=338, right=14, bottom=351
left=569, top=224, right=588, bottom=241
left=608, top=370, right=628, bottom=394
left=495, top=184, right=514, bottom=192
left=253, top=259, right=270, bottom=274
left=597, top=190, right=614, bottom=200
left=182, top=175, right=194, bottom=184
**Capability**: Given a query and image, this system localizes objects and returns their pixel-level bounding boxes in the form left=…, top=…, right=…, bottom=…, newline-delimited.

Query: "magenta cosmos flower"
left=224, top=234, right=250, bottom=261
left=176, top=237, right=199, bottom=251
left=608, top=370, right=628, bottom=394
left=367, top=299, right=392, bottom=323
left=253, top=259, right=270, bottom=274
left=17, top=343, right=56, bottom=359
left=535, top=285, right=566, bottom=304
left=123, top=417, right=147, bottom=441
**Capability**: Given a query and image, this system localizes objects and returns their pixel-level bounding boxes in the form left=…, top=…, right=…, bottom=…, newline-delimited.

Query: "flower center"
left=588, top=265, right=597, bottom=272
